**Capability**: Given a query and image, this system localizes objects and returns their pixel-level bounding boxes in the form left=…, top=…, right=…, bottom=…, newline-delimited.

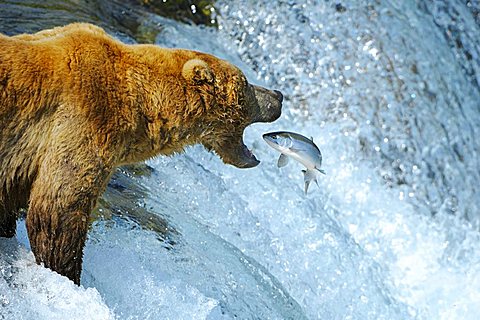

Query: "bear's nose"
left=273, top=90, right=283, bottom=103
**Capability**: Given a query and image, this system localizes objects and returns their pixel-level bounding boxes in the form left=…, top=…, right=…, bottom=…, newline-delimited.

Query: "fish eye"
left=271, top=134, right=277, bottom=139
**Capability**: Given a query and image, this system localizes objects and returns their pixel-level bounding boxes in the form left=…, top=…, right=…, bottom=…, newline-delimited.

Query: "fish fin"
left=277, top=154, right=289, bottom=168
left=311, top=136, right=314, bottom=142
left=316, top=168, right=326, bottom=175
left=302, top=170, right=310, bottom=194
left=302, top=169, right=318, bottom=194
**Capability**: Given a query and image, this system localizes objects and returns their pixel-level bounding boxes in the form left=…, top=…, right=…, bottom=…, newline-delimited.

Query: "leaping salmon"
left=263, top=131, right=325, bottom=193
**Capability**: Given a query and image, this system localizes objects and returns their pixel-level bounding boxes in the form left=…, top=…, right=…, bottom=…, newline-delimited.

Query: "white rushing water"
left=1, top=0, right=480, bottom=319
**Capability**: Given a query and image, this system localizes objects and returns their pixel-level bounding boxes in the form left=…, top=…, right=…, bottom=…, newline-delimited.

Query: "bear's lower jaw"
left=208, top=140, right=260, bottom=169
left=222, top=143, right=260, bottom=168
left=236, top=143, right=260, bottom=168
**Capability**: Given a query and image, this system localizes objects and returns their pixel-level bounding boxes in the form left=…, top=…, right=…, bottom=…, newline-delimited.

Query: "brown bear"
left=0, top=23, right=283, bottom=284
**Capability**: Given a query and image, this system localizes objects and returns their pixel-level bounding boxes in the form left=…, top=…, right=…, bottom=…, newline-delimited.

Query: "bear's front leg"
left=26, top=148, right=112, bottom=284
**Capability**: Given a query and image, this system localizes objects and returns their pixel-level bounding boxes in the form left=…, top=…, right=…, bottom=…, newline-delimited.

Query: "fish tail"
left=302, top=169, right=318, bottom=194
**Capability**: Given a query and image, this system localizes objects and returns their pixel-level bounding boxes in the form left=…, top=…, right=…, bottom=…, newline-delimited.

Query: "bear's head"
left=182, top=58, right=283, bottom=168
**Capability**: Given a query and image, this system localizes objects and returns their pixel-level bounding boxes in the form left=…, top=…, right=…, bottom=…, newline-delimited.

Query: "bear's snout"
left=252, top=85, right=283, bottom=123
left=273, top=90, right=283, bottom=103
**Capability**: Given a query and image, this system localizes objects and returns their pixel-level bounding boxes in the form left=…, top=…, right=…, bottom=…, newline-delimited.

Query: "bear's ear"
left=182, top=59, right=214, bottom=85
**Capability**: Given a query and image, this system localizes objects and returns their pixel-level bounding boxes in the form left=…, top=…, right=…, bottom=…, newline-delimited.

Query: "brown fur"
left=0, top=23, right=282, bottom=284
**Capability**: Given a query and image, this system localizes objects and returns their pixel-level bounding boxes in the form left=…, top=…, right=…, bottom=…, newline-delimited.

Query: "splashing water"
left=1, top=0, right=480, bottom=319
left=210, top=0, right=480, bottom=318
